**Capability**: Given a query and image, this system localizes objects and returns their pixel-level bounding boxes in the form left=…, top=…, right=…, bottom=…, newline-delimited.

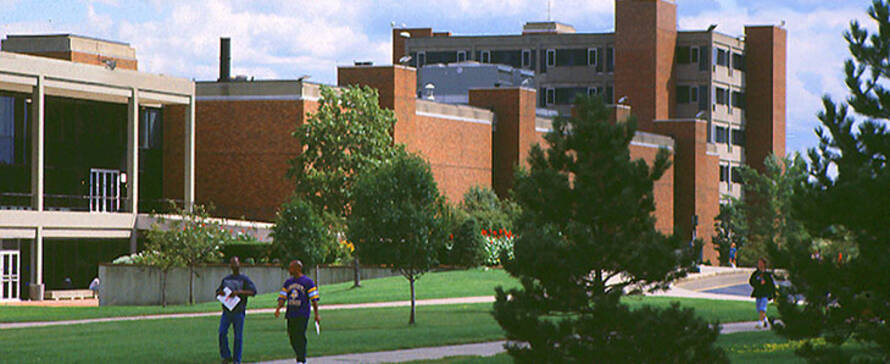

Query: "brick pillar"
left=337, top=65, right=418, bottom=146
left=391, top=28, right=433, bottom=65
left=615, top=0, right=678, bottom=133
left=655, top=119, right=720, bottom=263
left=744, top=26, right=786, bottom=172
left=468, top=88, right=537, bottom=198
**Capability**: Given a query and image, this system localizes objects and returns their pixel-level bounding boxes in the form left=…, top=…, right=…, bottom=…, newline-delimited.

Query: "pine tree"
left=492, top=95, right=727, bottom=363
left=772, top=1, right=890, bottom=361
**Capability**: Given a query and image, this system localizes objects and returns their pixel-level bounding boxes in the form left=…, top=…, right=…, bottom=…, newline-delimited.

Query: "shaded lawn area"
left=407, top=331, right=856, bottom=364
left=0, top=268, right=520, bottom=323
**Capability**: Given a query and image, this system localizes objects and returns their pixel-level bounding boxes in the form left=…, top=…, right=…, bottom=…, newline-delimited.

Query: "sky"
left=0, top=0, right=877, bottom=156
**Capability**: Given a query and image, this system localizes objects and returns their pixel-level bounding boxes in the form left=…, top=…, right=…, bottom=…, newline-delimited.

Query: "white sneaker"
left=755, top=323, right=763, bottom=329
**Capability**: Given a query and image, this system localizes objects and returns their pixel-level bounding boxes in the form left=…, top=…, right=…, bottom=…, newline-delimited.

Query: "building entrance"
left=0, top=249, right=20, bottom=301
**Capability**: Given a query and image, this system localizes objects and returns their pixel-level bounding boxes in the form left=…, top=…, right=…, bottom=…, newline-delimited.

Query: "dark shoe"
left=222, top=358, right=232, bottom=364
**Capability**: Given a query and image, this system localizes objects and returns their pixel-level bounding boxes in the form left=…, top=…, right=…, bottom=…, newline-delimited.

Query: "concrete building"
left=416, top=62, right=535, bottom=104
left=0, top=34, right=197, bottom=300
left=394, top=0, right=787, bottom=262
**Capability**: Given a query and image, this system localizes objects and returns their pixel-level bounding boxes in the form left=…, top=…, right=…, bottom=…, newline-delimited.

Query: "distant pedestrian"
left=749, top=257, right=776, bottom=329
left=216, top=256, right=257, bottom=364
left=275, top=260, right=320, bottom=364
left=728, top=243, right=737, bottom=268
left=89, top=277, right=100, bottom=298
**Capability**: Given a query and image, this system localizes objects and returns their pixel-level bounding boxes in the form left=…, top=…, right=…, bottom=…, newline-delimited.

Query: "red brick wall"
left=615, top=0, right=677, bottom=132
left=744, top=26, right=787, bottom=172
left=17, top=51, right=138, bottom=70
left=656, top=120, right=720, bottom=262
left=338, top=66, right=418, bottom=145
left=164, top=99, right=315, bottom=222
left=413, top=114, right=492, bottom=203
left=468, top=88, right=537, bottom=197
left=630, top=144, right=675, bottom=235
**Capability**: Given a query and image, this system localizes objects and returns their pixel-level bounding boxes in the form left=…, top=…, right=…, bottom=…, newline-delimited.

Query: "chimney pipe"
left=219, top=37, right=231, bottom=82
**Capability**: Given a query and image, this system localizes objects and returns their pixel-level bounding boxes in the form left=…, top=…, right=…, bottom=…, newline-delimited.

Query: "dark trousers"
left=219, top=310, right=246, bottom=362
left=287, top=316, right=309, bottom=361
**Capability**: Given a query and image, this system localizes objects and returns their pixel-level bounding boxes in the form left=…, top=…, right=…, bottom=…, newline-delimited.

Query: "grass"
left=2, top=303, right=505, bottom=364
left=0, top=267, right=520, bottom=323
left=4, top=267, right=775, bottom=324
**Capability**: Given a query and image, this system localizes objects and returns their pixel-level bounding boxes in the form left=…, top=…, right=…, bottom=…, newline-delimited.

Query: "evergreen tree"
left=492, top=95, right=726, bottom=363
left=772, top=2, right=890, bottom=362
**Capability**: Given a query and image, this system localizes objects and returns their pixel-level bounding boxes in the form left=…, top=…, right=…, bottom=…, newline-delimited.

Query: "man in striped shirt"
left=275, top=260, right=320, bottom=364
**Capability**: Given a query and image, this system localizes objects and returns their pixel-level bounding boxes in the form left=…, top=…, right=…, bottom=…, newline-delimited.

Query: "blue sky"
left=0, top=0, right=876, bottom=156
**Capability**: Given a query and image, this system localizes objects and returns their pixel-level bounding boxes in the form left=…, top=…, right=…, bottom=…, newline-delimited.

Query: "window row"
left=714, top=87, right=745, bottom=109
left=713, top=125, right=745, bottom=146
left=540, top=86, right=614, bottom=106
left=719, top=165, right=744, bottom=183
left=410, top=47, right=615, bottom=73
left=676, top=85, right=709, bottom=110
left=677, top=45, right=745, bottom=72
left=714, top=48, right=745, bottom=71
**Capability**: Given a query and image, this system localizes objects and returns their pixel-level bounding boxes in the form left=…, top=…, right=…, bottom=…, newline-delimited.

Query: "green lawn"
left=3, top=268, right=776, bottom=324
left=0, top=268, right=521, bottom=323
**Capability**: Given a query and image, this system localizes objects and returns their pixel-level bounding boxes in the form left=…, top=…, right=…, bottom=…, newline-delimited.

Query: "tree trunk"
left=353, top=257, right=361, bottom=288
left=188, top=266, right=194, bottom=305
left=161, top=269, right=167, bottom=307
left=409, top=276, right=416, bottom=325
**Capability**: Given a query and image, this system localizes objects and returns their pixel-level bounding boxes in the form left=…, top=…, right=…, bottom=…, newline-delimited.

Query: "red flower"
left=481, top=229, right=487, bottom=236
left=507, top=231, right=513, bottom=238
left=449, top=234, right=454, bottom=240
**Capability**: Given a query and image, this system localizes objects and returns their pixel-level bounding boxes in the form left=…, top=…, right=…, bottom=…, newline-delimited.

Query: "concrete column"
left=129, top=228, right=138, bottom=254
left=127, top=88, right=139, bottom=213
left=30, top=75, right=44, bottom=211
left=184, top=96, right=195, bottom=211
left=29, top=226, right=44, bottom=301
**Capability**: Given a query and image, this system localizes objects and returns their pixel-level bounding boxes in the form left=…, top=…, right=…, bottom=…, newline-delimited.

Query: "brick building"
left=394, top=0, right=786, bottom=262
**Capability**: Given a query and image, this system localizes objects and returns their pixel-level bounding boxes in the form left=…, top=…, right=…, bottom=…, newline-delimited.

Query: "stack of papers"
left=217, top=286, right=241, bottom=311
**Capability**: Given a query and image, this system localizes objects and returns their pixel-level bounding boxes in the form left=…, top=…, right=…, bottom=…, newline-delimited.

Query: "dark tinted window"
left=556, top=49, right=587, bottom=67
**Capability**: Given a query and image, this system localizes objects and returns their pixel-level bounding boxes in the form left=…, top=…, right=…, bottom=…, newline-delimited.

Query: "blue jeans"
left=219, top=310, right=246, bottom=362
left=755, top=297, right=769, bottom=313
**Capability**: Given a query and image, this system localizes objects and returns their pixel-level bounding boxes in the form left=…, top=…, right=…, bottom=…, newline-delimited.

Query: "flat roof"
left=5, top=34, right=131, bottom=46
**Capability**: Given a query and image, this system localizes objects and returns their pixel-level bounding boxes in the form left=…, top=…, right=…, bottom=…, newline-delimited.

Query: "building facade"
left=0, top=34, right=197, bottom=300
left=395, top=0, right=787, bottom=262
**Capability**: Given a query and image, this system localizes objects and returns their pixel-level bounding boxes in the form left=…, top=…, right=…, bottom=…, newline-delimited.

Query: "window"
left=605, top=85, right=614, bottom=103
left=546, top=49, right=556, bottom=67
left=587, top=87, right=602, bottom=96
left=731, top=167, right=744, bottom=183
left=715, top=126, right=728, bottom=144
left=719, top=165, right=729, bottom=182
left=521, top=49, right=531, bottom=68
left=699, top=45, right=709, bottom=71
left=731, top=129, right=745, bottom=146
left=140, top=108, right=163, bottom=150
left=715, top=87, right=728, bottom=105
left=732, top=53, right=745, bottom=71
left=715, top=48, right=728, bottom=66
left=457, top=50, right=467, bottom=62
left=732, top=91, right=745, bottom=109
left=676, top=46, right=691, bottom=64
left=545, top=88, right=555, bottom=105
left=691, top=47, right=700, bottom=63
left=606, top=47, right=614, bottom=72
left=677, top=86, right=690, bottom=103
left=556, top=49, right=588, bottom=66
left=691, top=86, right=699, bottom=103
left=417, top=51, right=426, bottom=67
left=588, top=48, right=598, bottom=67
left=698, top=85, right=709, bottom=110
left=0, top=96, right=13, bottom=164
left=480, top=50, right=490, bottom=63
